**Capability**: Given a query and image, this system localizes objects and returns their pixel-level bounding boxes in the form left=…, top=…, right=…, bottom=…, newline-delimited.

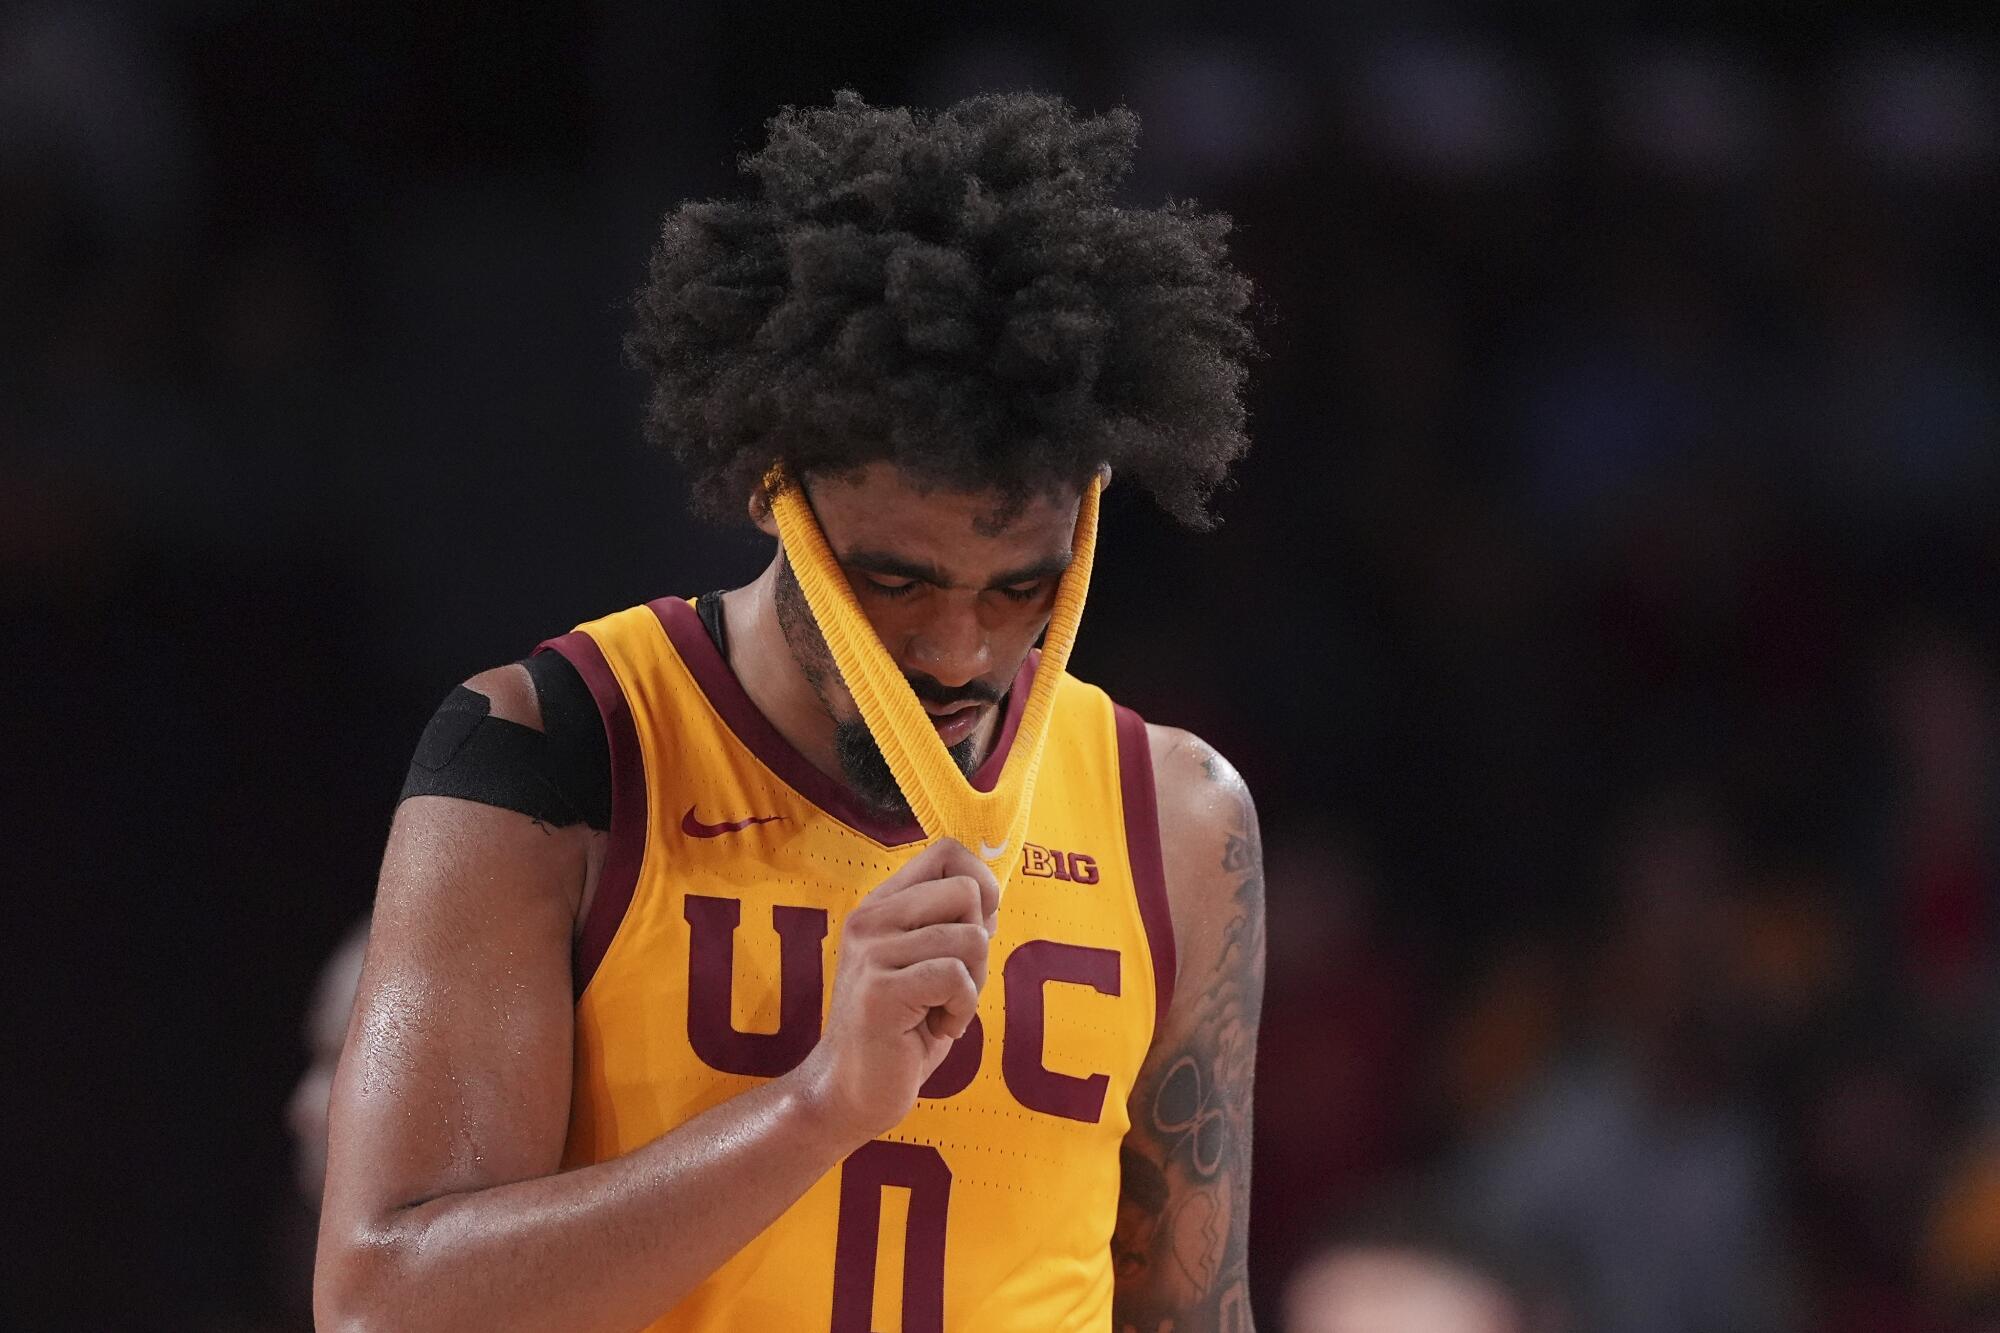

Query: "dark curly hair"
left=627, top=89, right=1257, bottom=528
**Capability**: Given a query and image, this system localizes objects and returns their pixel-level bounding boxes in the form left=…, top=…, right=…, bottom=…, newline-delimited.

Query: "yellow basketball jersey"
left=538, top=597, right=1173, bottom=1333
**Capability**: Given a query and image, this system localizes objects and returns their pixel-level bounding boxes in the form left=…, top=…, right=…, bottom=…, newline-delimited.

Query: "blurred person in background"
left=254, top=919, right=371, bottom=1329
left=287, top=919, right=370, bottom=1218
left=1874, top=622, right=1998, bottom=1022
left=1284, top=1248, right=1520, bottom=1333
left=1252, top=816, right=1426, bottom=1290
left=1787, top=618, right=2000, bottom=1333
left=193, top=920, right=375, bottom=1333
left=315, top=91, right=1266, bottom=1333
left=1279, top=1201, right=1552, bottom=1333
left=1450, top=786, right=1792, bottom=1333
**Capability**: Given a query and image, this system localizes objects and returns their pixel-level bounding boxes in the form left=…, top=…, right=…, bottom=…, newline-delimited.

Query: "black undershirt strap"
left=697, top=589, right=729, bottom=658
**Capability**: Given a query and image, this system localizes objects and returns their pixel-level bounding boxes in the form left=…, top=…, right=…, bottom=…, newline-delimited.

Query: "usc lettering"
left=1000, top=940, right=1121, bottom=1123
left=552, top=599, right=1165, bottom=1331
left=682, top=892, right=1120, bottom=1123
left=682, top=895, right=828, bottom=1077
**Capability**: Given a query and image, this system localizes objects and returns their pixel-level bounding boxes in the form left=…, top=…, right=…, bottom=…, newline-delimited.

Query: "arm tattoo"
left=1113, top=766, right=1265, bottom=1333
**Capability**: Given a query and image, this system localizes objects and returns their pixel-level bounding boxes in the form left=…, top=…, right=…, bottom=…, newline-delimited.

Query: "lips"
left=926, top=701, right=985, bottom=746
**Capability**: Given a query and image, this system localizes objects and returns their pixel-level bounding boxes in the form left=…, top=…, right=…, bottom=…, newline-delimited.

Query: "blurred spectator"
left=269, top=919, right=371, bottom=1328
left=1875, top=624, right=1999, bottom=1019
left=1450, top=789, right=1792, bottom=1333
left=1279, top=1199, right=1550, bottom=1333
left=1253, top=817, right=1426, bottom=1294
left=1927, top=1130, right=2000, bottom=1321
left=1284, top=1247, right=1521, bottom=1333
left=288, top=918, right=370, bottom=1214
left=1794, top=1041, right=1960, bottom=1333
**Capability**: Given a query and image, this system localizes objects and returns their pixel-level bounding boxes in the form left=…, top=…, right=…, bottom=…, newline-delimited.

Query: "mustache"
left=905, top=673, right=1004, bottom=709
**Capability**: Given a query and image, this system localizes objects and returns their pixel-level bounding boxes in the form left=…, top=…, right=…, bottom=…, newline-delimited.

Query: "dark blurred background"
left=7, top=3, right=2000, bottom=1330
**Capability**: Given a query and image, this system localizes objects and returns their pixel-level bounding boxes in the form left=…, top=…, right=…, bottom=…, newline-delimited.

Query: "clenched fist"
left=792, top=838, right=1000, bottom=1145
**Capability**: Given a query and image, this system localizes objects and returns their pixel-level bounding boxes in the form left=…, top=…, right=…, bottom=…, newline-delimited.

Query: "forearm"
left=1110, top=1134, right=1257, bottom=1333
left=316, top=1071, right=855, bottom=1333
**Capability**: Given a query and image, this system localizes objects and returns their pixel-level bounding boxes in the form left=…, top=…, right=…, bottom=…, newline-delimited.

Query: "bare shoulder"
left=375, top=656, right=591, bottom=962
left=400, top=660, right=597, bottom=922
left=1137, top=722, right=1263, bottom=1038
left=463, top=662, right=543, bottom=729
left=1144, top=724, right=1261, bottom=948
left=1144, top=722, right=1246, bottom=796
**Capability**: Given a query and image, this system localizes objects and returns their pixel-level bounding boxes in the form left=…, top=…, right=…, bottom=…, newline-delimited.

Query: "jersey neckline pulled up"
left=650, top=595, right=1035, bottom=848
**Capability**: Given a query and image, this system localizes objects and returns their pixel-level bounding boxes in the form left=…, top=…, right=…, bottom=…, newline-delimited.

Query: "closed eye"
left=863, top=576, right=920, bottom=599
left=994, top=581, right=1047, bottom=603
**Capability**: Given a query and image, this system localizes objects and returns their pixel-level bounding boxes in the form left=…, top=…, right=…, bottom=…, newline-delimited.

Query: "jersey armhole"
left=1114, top=704, right=1176, bottom=1036
left=537, top=630, right=649, bottom=997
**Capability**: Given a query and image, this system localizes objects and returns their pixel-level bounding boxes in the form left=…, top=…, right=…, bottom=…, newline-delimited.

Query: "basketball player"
left=316, top=91, right=1264, bottom=1332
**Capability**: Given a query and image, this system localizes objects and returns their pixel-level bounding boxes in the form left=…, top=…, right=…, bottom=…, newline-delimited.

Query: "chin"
left=834, top=719, right=980, bottom=813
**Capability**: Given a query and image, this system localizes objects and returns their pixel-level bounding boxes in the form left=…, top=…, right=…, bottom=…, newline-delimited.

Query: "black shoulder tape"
left=399, top=685, right=586, bottom=827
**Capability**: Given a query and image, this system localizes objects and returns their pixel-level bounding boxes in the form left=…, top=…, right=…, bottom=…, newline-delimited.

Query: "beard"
left=774, top=553, right=991, bottom=817
left=832, top=716, right=981, bottom=815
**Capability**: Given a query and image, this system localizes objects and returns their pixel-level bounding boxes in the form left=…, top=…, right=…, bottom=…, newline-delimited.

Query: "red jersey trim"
left=537, top=630, right=647, bottom=996
left=649, top=596, right=1035, bottom=848
left=1115, top=704, right=1175, bottom=1034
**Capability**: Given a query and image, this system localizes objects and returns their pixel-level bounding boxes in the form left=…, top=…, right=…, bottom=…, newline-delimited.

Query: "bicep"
left=321, top=686, right=589, bottom=1239
left=1113, top=729, right=1265, bottom=1330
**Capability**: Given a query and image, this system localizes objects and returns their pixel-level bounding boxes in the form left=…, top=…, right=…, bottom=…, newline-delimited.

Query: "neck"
left=715, top=555, right=1002, bottom=802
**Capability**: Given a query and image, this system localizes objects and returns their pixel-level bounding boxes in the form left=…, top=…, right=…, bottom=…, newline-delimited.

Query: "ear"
left=748, top=486, right=779, bottom=538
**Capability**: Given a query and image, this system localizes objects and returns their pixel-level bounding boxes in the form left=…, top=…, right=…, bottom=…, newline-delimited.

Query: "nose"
left=906, top=595, right=991, bottom=688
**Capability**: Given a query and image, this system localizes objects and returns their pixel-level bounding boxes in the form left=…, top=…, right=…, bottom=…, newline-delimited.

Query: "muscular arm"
left=1112, top=727, right=1266, bottom=1333
left=314, top=666, right=858, bottom=1333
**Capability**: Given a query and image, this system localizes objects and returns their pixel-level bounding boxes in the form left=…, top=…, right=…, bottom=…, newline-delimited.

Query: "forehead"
left=804, top=462, right=1082, bottom=571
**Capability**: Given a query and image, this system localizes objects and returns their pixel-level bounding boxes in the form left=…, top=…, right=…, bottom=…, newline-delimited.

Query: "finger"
left=886, top=958, right=978, bottom=1037
left=872, top=922, right=989, bottom=990
left=925, top=1003, right=973, bottom=1042
left=874, top=875, right=987, bottom=932
left=852, top=836, right=968, bottom=920
left=963, top=854, right=1002, bottom=931
left=894, top=838, right=993, bottom=902
left=862, top=837, right=972, bottom=904
left=925, top=840, right=1001, bottom=923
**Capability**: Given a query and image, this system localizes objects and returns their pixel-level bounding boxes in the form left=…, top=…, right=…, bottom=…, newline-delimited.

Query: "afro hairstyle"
left=627, top=89, right=1258, bottom=527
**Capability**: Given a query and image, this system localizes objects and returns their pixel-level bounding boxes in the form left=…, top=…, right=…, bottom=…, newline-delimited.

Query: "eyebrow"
left=840, top=547, right=1073, bottom=590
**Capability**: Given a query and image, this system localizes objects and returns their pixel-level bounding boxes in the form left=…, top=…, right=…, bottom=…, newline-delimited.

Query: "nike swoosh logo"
left=977, top=839, right=1009, bottom=860
left=682, top=807, right=785, bottom=838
